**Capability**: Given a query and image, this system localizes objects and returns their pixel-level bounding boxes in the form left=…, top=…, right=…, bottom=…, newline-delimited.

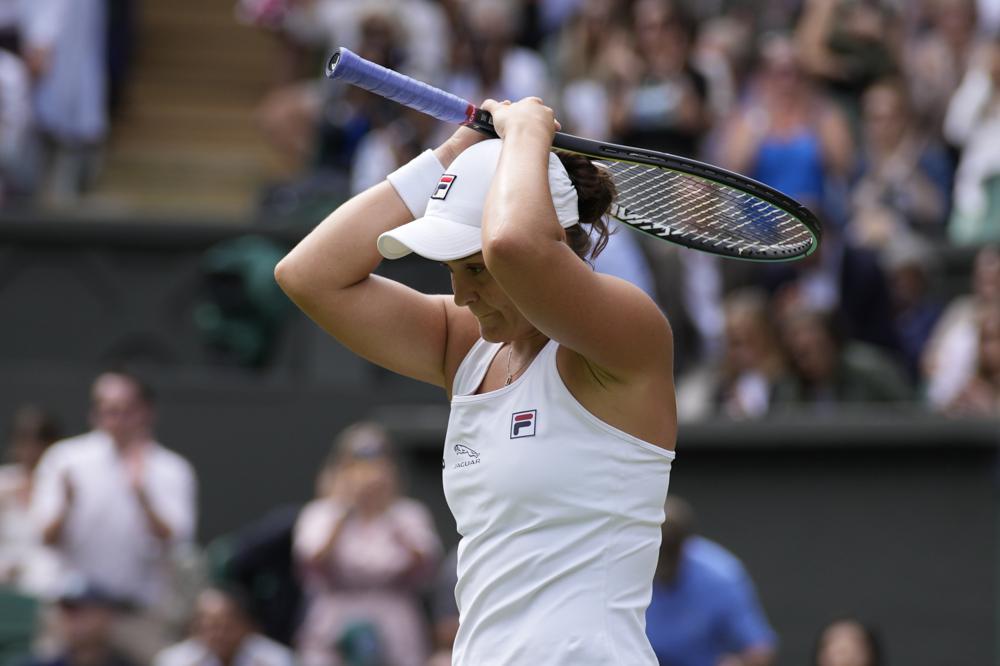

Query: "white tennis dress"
left=443, top=338, right=675, bottom=665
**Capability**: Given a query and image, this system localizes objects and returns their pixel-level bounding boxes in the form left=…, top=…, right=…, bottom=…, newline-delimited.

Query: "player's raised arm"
left=479, top=98, right=673, bottom=382
left=273, top=129, right=485, bottom=388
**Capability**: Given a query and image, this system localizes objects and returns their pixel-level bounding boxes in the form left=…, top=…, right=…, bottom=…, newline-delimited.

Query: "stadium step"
left=90, top=0, right=289, bottom=221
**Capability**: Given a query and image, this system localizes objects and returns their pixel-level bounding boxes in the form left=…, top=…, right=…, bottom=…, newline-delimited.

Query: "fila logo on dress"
left=431, top=174, right=457, bottom=200
left=510, top=410, right=537, bottom=438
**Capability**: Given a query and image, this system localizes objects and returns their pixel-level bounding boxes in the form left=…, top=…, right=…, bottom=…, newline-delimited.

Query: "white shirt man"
left=32, top=430, right=196, bottom=606
left=31, top=372, right=197, bottom=608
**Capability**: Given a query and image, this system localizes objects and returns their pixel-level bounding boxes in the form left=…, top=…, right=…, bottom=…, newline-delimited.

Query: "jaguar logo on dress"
left=453, top=443, right=481, bottom=469
left=510, top=410, right=537, bottom=438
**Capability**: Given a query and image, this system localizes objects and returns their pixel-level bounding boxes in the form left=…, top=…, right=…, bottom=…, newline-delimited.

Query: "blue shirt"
left=752, top=130, right=826, bottom=205
left=645, top=536, right=776, bottom=666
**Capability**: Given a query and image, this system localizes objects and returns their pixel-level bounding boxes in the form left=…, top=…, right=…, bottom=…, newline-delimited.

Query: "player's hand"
left=482, top=98, right=560, bottom=141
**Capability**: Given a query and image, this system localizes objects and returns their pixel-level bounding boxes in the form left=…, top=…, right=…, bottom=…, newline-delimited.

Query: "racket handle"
left=326, top=47, right=498, bottom=137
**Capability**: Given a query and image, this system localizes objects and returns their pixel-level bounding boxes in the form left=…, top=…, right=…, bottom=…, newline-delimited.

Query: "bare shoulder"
left=557, top=342, right=677, bottom=450
left=591, top=272, right=675, bottom=370
left=554, top=277, right=676, bottom=449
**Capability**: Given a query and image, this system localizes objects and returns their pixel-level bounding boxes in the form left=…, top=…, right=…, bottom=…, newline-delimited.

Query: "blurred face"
left=974, top=247, right=1000, bottom=301
left=195, top=590, right=250, bottom=663
left=889, top=264, right=926, bottom=310
left=816, top=620, right=875, bottom=666
left=978, top=309, right=1000, bottom=377
left=357, top=14, right=397, bottom=65
left=863, top=84, right=907, bottom=148
left=445, top=253, right=539, bottom=344
left=581, top=0, right=616, bottom=24
left=842, top=3, right=887, bottom=41
left=760, top=37, right=802, bottom=96
left=784, top=316, right=838, bottom=383
left=724, top=309, right=766, bottom=372
left=633, top=0, right=689, bottom=66
left=9, top=435, right=47, bottom=470
left=339, top=457, right=396, bottom=512
left=90, top=374, right=152, bottom=445
left=928, top=0, right=976, bottom=39
left=57, top=603, right=115, bottom=652
left=468, top=2, right=513, bottom=52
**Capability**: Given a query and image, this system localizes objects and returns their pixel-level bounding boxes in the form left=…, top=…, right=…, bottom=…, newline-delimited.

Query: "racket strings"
left=600, top=161, right=815, bottom=258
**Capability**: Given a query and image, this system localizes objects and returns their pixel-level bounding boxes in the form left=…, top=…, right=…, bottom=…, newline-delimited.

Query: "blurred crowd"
left=242, top=0, right=1000, bottom=419
left=0, top=0, right=135, bottom=207
left=0, top=374, right=888, bottom=666
left=0, top=0, right=996, bottom=416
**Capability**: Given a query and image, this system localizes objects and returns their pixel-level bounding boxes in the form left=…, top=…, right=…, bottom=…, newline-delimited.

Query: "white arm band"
left=386, top=149, right=445, bottom=219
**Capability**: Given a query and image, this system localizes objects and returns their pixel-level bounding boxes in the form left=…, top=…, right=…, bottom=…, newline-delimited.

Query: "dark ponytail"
left=556, top=151, right=616, bottom=263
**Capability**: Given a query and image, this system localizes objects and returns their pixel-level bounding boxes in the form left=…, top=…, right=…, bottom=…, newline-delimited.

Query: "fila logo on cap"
left=431, top=174, right=457, bottom=200
left=510, top=410, right=537, bottom=438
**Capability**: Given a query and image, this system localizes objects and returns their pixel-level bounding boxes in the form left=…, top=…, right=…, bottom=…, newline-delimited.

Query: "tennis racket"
left=327, top=48, right=821, bottom=262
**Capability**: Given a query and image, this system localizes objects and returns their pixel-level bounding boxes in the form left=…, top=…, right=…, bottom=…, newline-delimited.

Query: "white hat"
left=377, top=139, right=580, bottom=261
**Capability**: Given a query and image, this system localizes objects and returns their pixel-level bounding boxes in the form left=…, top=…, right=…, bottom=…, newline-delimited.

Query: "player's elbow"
left=274, top=254, right=303, bottom=299
left=482, top=225, right=557, bottom=274
left=482, top=234, right=531, bottom=276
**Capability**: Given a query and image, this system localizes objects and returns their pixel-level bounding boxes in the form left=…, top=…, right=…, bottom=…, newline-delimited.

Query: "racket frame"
left=327, top=48, right=822, bottom=262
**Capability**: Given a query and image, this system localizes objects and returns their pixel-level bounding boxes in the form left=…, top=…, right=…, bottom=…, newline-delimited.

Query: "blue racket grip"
left=326, top=47, right=497, bottom=135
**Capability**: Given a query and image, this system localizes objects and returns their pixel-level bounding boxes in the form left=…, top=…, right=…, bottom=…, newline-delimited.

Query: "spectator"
left=904, top=0, right=980, bottom=134
left=0, top=49, right=32, bottom=203
left=22, top=0, right=108, bottom=205
left=281, top=0, right=448, bottom=84
left=0, top=0, right=19, bottom=52
left=765, top=224, right=901, bottom=354
left=31, top=371, right=198, bottom=663
left=882, top=235, right=944, bottom=381
left=607, top=0, right=709, bottom=158
left=350, top=106, right=442, bottom=196
left=945, top=300, right=1000, bottom=415
left=20, top=580, right=139, bottom=666
left=444, top=0, right=551, bottom=108
left=795, top=0, right=902, bottom=128
left=154, top=587, right=296, bottom=666
left=0, top=405, right=60, bottom=595
left=944, top=32, right=1000, bottom=244
left=693, top=13, right=755, bottom=122
left=547, top=0, right=627, bottom=140
left=677, top=289, right=788, bottom=421
left=215, top=504, right=303, bottom=646
left=849, top=77, right=952, bottom=248
left=923, top=244, right=1000, bottom=408
left=718, top=32, right=854, bottom=215
left=645, top=496, right=777, bottom=666
left=293, top=422, right=441, bottom=666
left=813, top=617, right=883, bottom=666
left=772, top=307, right=912, bottom=409
left=257, top=8, right=409, bottom=174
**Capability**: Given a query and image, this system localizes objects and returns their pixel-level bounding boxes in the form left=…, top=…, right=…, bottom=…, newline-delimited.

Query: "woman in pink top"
left=293, top=422, right=442, bottom=666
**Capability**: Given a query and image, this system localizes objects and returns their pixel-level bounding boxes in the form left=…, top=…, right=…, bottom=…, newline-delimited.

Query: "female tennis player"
left=275, top=97, right=677, bottom=665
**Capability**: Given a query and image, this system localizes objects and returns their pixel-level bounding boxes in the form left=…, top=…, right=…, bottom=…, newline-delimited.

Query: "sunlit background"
left=1, top=0, right=998, bottom=665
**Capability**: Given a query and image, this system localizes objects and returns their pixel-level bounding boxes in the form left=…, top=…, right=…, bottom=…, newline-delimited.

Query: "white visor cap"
left=377, top=139, right=580, bottom=261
